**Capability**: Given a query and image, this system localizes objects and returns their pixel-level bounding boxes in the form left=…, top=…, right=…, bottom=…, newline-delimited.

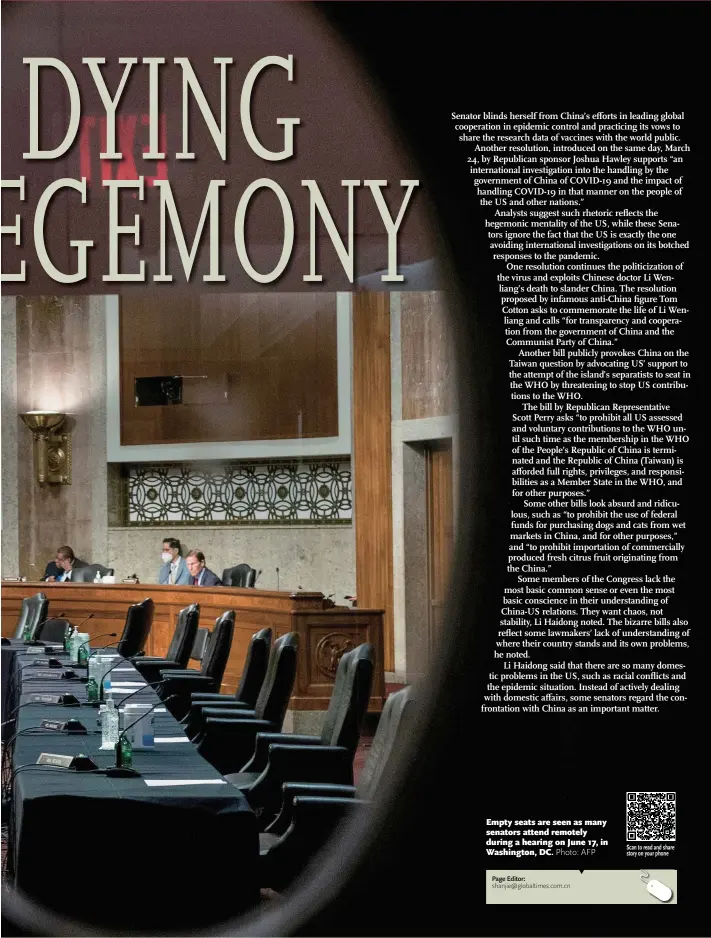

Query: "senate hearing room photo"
left=0, top=2, right=470, bottom=934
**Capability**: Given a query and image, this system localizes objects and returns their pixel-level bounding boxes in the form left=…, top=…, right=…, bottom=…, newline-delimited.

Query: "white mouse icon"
left=647, top=879, right=673, bottom=902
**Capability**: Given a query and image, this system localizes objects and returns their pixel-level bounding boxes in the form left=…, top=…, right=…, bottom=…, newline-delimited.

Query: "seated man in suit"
left=158, top=537, right=191, bottom=585
left=186, top=550, right=222, bottom=587
left=42, top=559, right=63, bottom=581
left=45, top=546, right=90, bottom=582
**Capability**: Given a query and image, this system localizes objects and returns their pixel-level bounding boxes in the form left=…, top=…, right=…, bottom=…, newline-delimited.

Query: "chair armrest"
left=197, top=717, right=276, bottom=776
left=190, top=693, right=248, bottom=705
left=260, top=796, right=367, bottom=891
left=133, top=656, right=179, bottom=667
left=159, top=673, right=216, bottom=694
left=133, top=657, right=182, bottom=685
left=158, top=669, right=206, bottom=680
left=242, top=733, right=322, bottom=774
left=245, top=745, right=353, bottom=824
left=183, top=703, right=255, bottom=741
left=266, top=782, right=357, bottom=836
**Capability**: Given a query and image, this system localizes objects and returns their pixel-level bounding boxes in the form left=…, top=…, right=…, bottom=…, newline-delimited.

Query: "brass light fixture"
left=20, top=412, right=72, bottom=485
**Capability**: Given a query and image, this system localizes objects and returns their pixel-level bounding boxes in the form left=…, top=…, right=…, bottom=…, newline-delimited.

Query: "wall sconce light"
left=20, top=412, right=72, bottom=485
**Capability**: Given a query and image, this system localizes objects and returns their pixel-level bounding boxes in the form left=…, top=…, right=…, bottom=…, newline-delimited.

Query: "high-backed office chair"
left=182, top=627, right=272, bottom=731
left=71, top=563, right=114, bottom=583
left=35, top=616, right=71, bottom=643
left=224, top=643, right=375, bottom=824
left=132, top=603, right=200, bottom=685
left=259, top=686, right=413, bottom=890
left=159, top=611, right=235, bottom=720
left=13, top=593, right=49, bottom=640
left=221, top=564, right=258, bottom=588
left=116, top=597, right=154, bottom=658
left=195, top=632, right=299, bottom=775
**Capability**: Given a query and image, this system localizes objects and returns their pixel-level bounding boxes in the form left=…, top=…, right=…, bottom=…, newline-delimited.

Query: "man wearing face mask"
left=158, top=538, right=191, bottom=585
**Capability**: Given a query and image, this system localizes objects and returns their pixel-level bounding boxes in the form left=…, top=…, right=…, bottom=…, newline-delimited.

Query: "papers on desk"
left=110, top=668, right=137, bottom=673
left=144, top=778, right=227, bottom=787
left=109, top=682, right=147, bottom=688
left=155, top=736, right=190, bottom=743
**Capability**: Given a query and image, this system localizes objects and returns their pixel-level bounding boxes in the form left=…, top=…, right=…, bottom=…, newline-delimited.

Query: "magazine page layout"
left=0, top=2, right=705, bottom=937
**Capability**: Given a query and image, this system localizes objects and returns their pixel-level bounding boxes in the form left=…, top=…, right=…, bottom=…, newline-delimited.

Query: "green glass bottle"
left=119, top=734, right=133, bottom=769
left=86, top=677, right=99, bottom=703
left=22, top=622, right=32, bottom=642
left=78, top=641, right=89, bottom=667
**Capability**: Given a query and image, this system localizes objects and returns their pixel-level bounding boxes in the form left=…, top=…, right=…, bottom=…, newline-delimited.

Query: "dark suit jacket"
left=45, top=558, right=89, bottom=581
left=193, top=568, right=222, bottom=587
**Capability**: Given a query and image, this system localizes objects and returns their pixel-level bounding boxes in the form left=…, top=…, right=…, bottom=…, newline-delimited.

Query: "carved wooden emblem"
left=316, top=632, right=354, bottom=678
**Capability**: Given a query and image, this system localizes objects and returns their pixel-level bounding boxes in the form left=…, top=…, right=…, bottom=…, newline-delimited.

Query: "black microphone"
left=8, top=661, right=78, bottom=705
left=276, top=567, right=280, bottom=591
left=3, top=722, right=88, bottom=749
left=68, top=612, right=95, bottom=637
left=115, top=680, right=166, bottom=709
left=1, top=694, right=81, bottom=726
left=107, top=695, right=178, bottom=778
left=65, top=613, right=97, bottom=659
left=85, top=652, right=146, bottom=703
left=23, top=612, right=66, bottom=646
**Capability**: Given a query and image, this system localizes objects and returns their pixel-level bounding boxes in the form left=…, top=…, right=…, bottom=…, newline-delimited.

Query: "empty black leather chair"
left=221, top=564, right=257, bottom=588
left=35, top=616, right=71, bottom=643
left=225, top=643, right=375, bottom=824
left=195, top=632, right=299, bottom=775
left=183, top=627, right=272, bottom=733
left=13, top=593, right=49, bottom=640
left=259, top=686, right=413, bottom=890
left=116, top=597, right=154, bottom=658
left=159, top=611, right=235, bottom=720
left=71, top=563, right=114, bottom=583
left=132, top=603, right=200, bottom=686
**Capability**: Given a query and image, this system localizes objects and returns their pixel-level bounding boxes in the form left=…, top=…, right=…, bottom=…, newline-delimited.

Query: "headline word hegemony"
left=1, top=55, right=419, bottom=284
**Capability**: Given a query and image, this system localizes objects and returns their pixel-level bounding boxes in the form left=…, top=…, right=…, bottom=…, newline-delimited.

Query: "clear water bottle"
left=63, top=623, right=73, bottom=654
left=69, top=629, right=81, bottom=665
left=101, top=694, right=120, bottom=749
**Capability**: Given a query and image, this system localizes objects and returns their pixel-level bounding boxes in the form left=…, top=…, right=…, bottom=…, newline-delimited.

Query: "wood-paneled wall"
left=352, top=293, right=394, bottom=671
left=120, top=293, right=338, bottom=445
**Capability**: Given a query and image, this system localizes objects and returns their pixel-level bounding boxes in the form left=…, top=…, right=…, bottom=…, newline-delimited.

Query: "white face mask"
left=161, top=552, right=173, bottom=563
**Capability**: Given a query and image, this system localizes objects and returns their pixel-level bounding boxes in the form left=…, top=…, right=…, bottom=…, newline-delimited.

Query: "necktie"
left=193, top=576, right=198, bottom=586
left=169, top=565, right=175, bottom=585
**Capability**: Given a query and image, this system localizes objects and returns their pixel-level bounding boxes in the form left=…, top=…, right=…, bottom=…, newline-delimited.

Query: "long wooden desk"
left=1, top=582, right=385, bottom=711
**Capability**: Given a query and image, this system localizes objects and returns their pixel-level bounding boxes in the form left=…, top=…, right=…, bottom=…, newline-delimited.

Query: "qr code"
left=626, top=792, right=676, bottom=841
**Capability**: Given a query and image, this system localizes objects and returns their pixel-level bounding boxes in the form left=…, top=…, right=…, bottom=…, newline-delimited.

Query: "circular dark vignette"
left=0, top=5, right=507, bottom=938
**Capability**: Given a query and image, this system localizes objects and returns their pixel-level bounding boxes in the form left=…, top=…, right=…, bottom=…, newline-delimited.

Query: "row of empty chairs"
left=11, top=592, right=412, bottom=891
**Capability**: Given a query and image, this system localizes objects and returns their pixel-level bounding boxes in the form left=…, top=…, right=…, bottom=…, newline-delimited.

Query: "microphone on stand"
left=1, top=694, right=81, bottom=725
left=23, top=612, right=66, bottom=646
left=106, top=695, right=178, bottom=778
left=276, top=567, right=279, bottom=591
left=76, top=631, right=119, bottom=663
left=61, top=613, right=98, bottom=660
left=115, top=680, right=167, bottom=709
left=66, top=612, right=95, bottom=641
left=8, top=661, right=78, bottom=705
left=85, top=651, right=146, bottom=703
